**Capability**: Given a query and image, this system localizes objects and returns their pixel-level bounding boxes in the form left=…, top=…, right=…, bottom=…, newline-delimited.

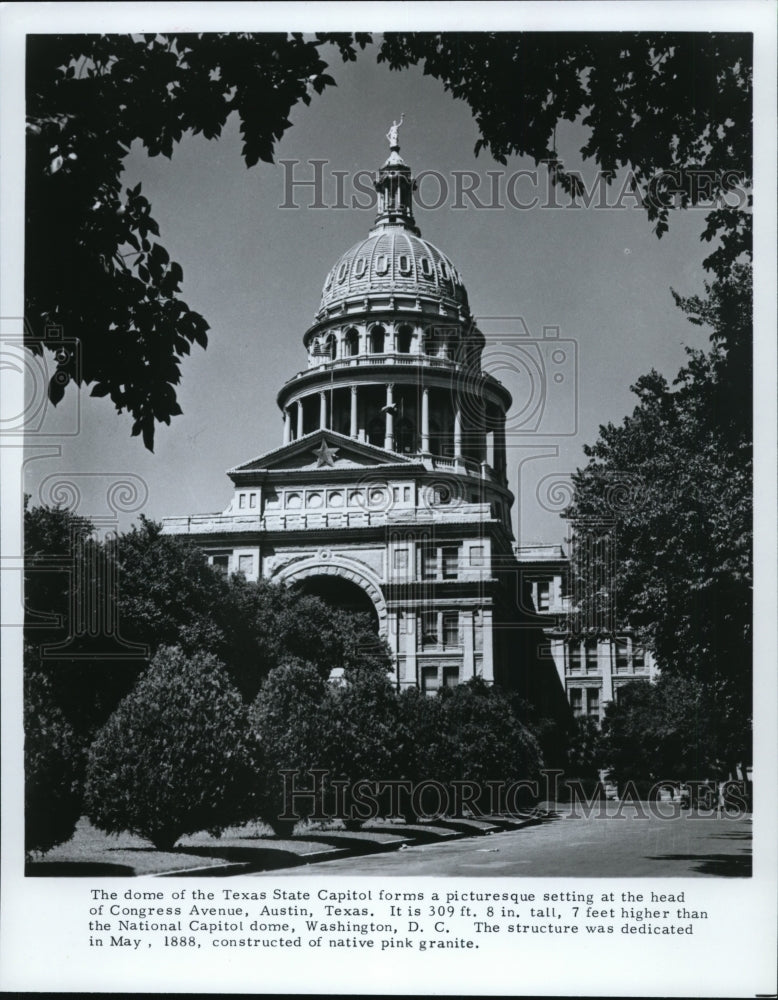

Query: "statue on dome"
left=386, top=113, right=405, bottom=149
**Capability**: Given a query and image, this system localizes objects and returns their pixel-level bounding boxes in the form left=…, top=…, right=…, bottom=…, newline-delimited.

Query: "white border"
left=2, top=3, right=776, bottom=995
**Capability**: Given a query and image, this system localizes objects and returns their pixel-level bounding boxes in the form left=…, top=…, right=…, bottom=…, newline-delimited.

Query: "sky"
left=23, top=35, right=718, bottom=546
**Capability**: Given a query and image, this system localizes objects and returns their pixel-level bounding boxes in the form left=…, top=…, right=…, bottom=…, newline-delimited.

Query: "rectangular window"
left=442, top=546, right=458, bottom=579
left=469, top=545, right=485, bottom=567
left=615, top=638, right=629, bottom=672
left=421, top=667, right=439, bottom=695
left=586, top=640, right=599, bottom=673
left=569, top=642, right=583, bottom=673
left=249, top=494, right=257, bottom=509
left=474, top=612, right=484, bottom=652
left=587, top=687, right=600, bottom=717
left=211, top=554, right=229, bottom=575
left=442, top=667, right=459, bottom=689
left=537, top=580, right=551, bottom=612
left=421, top=612, right=438, bottom=648
left=238, top=493, right=246, bottom=509
left=421, top=545, right=437, bottom=580
left=633, top=647, right=645, bottom=670
left=393, top=548, right=408, bottom=570
left=442, top=612, right=459, bottom=648
left=569, top=688, right=583, bottom=717
left=238, top=554, right=254, bottom=575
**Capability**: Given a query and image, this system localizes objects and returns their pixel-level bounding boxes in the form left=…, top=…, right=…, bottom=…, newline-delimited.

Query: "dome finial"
left=386, top=113, right=405, bottom=151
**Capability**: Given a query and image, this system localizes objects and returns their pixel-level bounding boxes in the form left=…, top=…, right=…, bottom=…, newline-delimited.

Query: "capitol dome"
left=318, top=226, right=470, bottom=317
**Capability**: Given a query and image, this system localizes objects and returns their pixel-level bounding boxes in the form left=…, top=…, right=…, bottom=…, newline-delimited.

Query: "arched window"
left=420, top=257, right=433, bottom=279
left=398, top=254, right=411, bottom=275
left=370, top=325, right=386, bottom=354
left=324, top=334, right=337, bottom=360
left=354, top=257, right=367, bottom=279
left=344, top=327, right=359, bottom=356
left=396, top=324, right=413, bottom=353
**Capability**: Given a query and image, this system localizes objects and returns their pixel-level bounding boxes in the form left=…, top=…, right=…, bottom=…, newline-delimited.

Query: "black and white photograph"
left=1, top=2, right=776, bottom=995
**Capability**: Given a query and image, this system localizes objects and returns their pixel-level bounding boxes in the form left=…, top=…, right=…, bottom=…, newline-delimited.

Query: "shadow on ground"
left=647, top=852, right=752, bottom=877
left=26, top=861, right=135, bottom=876
left=164, top=844, right=316, bottom=874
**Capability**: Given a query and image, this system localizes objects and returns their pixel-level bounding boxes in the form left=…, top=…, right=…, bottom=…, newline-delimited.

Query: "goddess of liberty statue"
left=386, top=113, right=405, bottom=148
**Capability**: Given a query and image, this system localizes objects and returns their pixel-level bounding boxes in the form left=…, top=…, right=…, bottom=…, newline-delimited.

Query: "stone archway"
left=272, top=555, right=387, bottom=632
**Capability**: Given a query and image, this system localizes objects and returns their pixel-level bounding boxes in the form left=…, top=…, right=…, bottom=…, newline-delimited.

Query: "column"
left=296, top=399, right=303, bottom=439
left=283, top=408, right=291, bottom=445
left=319, top=391, right=327, bottom=430
left=454, top=405, right=462, bottom=458
left=421, top=387, right=430, bottom=452
left=600, top=640, right=614, bottom=704
left=495, top=412, right=507, bottom=477
left=350, top=385, right=358, bottom=438
left=403, top=611, right=418, bottom=688
left=480, top=608, right=494, bottom=683
left=384, top=383, right=394, bottom=450
left=462, top=610, right=475, bottom=677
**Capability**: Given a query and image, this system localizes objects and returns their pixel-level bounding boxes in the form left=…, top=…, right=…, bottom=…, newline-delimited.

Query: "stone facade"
left=515, top=544, right=659, bottom=723
left=162, top=137, right=567, bottom=718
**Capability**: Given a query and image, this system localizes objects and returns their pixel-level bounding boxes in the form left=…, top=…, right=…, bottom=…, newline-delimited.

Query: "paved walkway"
left=266, top=804, right=753, bottom=877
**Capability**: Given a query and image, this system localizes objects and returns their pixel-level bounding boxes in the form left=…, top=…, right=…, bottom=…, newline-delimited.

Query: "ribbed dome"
left=318, top=225, right=470, bottom=316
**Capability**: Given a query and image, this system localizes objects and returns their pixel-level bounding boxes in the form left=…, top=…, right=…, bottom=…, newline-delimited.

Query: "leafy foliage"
left=26, top=32, right=370, bottom=448
left=565, top=716, right=604, bottom=779
left=249, top=658, right=330, bottom=835
left=24, top=663, right=85, bottom=855
left=440, top=678, right=543, bottom=789
left=565, top=266, right=752, bottom=770
left=84, top=646, right=257, bottom=850
left=379, top=32, right=752, bottom=278
left=599, top=676, right=735, bottom=783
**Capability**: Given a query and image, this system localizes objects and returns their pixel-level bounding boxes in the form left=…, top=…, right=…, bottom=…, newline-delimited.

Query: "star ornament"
left=313, top=439, right=339, bottom=467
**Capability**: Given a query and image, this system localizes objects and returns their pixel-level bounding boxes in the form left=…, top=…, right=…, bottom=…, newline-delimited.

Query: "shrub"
left=249, top=658, right=329, bottom=836
left=322, top=665, right=400, bottom=826
left=24, top=668, right=84, bottom=855
left=440, top=679, right=544, bottom=815
left=84, top=646, right=256, bottom=850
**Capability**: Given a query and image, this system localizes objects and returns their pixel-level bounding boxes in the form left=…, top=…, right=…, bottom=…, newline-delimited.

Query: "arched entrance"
left=272, top=556, right=387, bottom=635
left=295, top=575, right=379, bottom=631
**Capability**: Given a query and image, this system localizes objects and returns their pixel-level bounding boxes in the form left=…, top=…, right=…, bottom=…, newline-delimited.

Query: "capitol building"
left=162, top=128, right=643, bottom=721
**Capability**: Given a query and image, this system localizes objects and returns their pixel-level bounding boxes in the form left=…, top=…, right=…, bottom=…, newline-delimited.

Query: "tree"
left=564, top=266, right=752, bottom=775
left=248, top=658, right=330, bottom=836
left=84, top=645, right=256, bottom=850
left=26, top=32, right=369, bottom=448
left=321, top=662, right=401, bottom=828
left=378, top=32, right=752, bottom=280
left=27, top=32, right=751, bottom=450
left=599, top=675, right=733, bottom=786
left=440, top=678, right=543, bottom=793
left=24, top=662, right=84, bottom=855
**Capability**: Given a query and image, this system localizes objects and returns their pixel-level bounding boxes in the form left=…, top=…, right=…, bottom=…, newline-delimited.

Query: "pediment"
left=229, top=430, right=419, bottom=477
